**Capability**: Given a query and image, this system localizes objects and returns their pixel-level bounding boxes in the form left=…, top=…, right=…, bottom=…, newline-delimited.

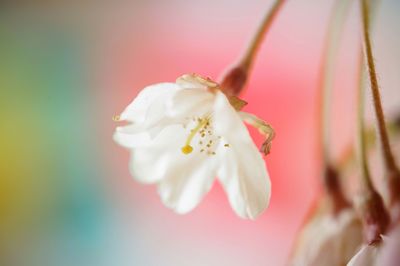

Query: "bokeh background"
left=1, top=1, right=400, bottom=265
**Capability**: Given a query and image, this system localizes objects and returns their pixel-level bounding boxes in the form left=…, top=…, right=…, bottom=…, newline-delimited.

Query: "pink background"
left=1, top=1, right=400, bottom=265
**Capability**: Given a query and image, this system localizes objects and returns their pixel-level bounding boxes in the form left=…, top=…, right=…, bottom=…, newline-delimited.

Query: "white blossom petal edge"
left=113, top=73, right=274, bottom=219
left=347, top=243, right=380, bottom=266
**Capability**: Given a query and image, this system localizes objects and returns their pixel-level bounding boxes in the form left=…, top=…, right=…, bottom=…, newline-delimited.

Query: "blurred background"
left=1, top=0, right=400, bottom=265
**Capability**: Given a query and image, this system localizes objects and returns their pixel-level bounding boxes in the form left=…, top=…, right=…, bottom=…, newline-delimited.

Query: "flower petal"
left=115, top=83, right=187, bottom=146
left=120, top=82, right=182, bottom=123
left=378, top=226, right=400, bottom=265
left=125, top=123, right=219, bottom=208
left=125, top=122, right=218, bottom=208
left=347, top=244, right=379, bottom=266
left=213, top=92, right=271, bottom=219
left=289, top=207, right=363, bottom=266
left=113, top=124, right=152, bottom=148
left=157, top=153, right=219, bottom=214
left=126, top=124, right=185, bottom=184
left=167, top=88, right=215, bottom=118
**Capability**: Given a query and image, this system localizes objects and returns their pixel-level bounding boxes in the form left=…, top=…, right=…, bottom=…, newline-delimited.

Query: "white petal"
left=167, top=88, right=215, bottom=118
left=126, top=124, right=185, bottom=184
left=137, top=122, right=219, bottom=212
left=128, top=146, right=170, bottom=184
left=290, top=208, right=363, bottom=266
left=126, top=123, right=219, bottom=210
left=378, top=226, right=400, bottom=265
left=347, top=244, right=379, bottom=266
left=157, top=153, right=219, bottom=214
left=113, top=124, right=152, bottom=148
left=120, top=82, right=182, bottom=123
left=213, top=91, right=271, bottom=219
left=115, top=83, right=186, bottom=148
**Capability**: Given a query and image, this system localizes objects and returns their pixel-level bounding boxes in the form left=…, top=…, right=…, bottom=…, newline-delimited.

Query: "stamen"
left=181, top=117, right=210, bottom=154
left=112, top=115, right=120, bottom=121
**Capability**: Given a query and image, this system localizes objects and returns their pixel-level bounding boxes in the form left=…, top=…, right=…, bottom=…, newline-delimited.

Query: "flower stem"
left=220, top=0, right=285, bottom=95
left=357, top=0, right=392, bottom=240
left=356, top=52, right=374, bottom=191
left=360, top=0, right=398, bottom=173
left=317, top=0, right=351, bottom=166
left=238, top=0, right=285, bottom=72
left=356, top=51, right=390, bottom=244
left=316, top=1, right=351, bottom=213
left=360, top=0, right=400, bottom=208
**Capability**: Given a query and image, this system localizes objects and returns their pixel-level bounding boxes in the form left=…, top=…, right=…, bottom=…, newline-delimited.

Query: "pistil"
left=181, top=118, right=210, bottom=154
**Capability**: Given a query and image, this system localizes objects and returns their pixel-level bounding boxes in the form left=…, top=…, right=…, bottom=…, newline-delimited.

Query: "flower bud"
left=289, top=198, right=363, bottom=266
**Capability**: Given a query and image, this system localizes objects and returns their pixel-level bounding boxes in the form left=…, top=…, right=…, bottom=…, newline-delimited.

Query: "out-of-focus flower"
left=378, top=225, right=400, bottom=266
left=346, top=189, right=391, bottom=266
left=289, top=198, right=363, bottom=266
left=347, top=242, right=380, bottom=266
left=113, top=73, right=274, bottom=219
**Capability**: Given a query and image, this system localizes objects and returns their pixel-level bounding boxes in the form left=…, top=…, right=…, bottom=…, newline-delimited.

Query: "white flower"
left=347, top=243, right=380, bottom=266
left=347, top=235, right=393, bottom=266
left=378, top=225, right=400, bottom=266
left=347, top=227, right=400, bottom=266
left=113, top=73, right=274, bottom=219
left=289, top=202, right=363, bottom=266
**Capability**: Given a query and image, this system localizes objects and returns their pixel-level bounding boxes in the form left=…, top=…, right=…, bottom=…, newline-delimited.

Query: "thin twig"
left=356, top=51, right=374, bottom=191
left=238, top=0, right=286, bottom=71
left=317, top=0, right=351, bottom=165
left=360, top=0, right=398, bottom=173
left=219, top=0, right=285, bottom=95
left=316, top=1, right=352, bottom=213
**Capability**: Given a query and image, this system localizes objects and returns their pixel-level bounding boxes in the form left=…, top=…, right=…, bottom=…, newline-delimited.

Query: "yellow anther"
left=112, top=115, right=120, bottom=121
left=181, top=117, right=210, bottom=155
left=181, top=145, right=193, bottom=154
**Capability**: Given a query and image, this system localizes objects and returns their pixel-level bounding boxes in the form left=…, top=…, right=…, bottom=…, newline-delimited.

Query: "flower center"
left=181, top=117, right=210, bottom=154
left=181, top=116, right=231, bottom=155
